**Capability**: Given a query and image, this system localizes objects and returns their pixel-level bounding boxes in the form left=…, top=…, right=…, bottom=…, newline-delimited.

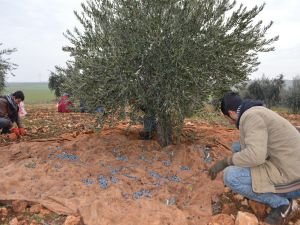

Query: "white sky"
left=0, top=0, right=299, bottom=82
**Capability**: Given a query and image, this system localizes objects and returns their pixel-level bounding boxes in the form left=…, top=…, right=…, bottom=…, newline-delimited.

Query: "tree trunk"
left=157, top=114, right=173, bottom=147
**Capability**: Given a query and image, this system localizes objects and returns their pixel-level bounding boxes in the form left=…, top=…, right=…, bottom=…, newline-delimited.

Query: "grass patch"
left=31, top=214, right=44, bottom=223
left=190, top=104, right=230, bottom=126
left=3, top=82, right=56, bottom=104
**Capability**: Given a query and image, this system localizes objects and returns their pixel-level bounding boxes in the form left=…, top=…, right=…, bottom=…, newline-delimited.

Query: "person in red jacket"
left=0, top=91, right=26, bottom=138
left=57, top=93, right=73, bottom=113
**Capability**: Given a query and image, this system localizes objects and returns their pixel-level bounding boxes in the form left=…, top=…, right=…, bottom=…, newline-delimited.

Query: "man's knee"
left=223, top=166, right=240, bottom=189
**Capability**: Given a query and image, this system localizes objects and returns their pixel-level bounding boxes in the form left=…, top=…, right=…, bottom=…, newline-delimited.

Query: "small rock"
left=16, top=215, right=23, bottom=220
left=72, top=131, right=80, bottom=138
left=39, top=208, right=51, bottom=216
left=9, top=217, right=19, bottom=225
left=294, top=219, right=300, bottom=225
left=210, top=214, right=234, bottom=225
left=222, top=203, right=238, bottom=215
left=29, top=220, right=39, bottom=225
left=233, top=194, right=244, bottom=201
left=211, top=194, right=220, bottom=203
left=12, top=200, right=28, bottom=213
left=0, top=207, right=8, bottom=217
left=165, top=197, right=176, bottom=205
left=249, top=200, right=268, bottom=218
left=224, top=187, right=231, bottom=193
left=18, top=220, right=28, bottom=225
left=212, top=199, right=222, bottom=215
left=29, top=204, right=43, bottom=214
left=241, top=199, right=248, bottom=206
left=235, top=211, right=258, bottom=225
left=63, top=215, right=81, bottom=225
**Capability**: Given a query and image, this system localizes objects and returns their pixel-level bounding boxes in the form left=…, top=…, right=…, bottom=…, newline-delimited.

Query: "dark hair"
left=12, top=90, right=25, bottom=101
left=220, top=92, right=242, bottom=116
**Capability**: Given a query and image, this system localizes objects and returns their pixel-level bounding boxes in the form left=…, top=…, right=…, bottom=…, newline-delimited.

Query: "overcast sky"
left=1, top=0, right=300, bottom=82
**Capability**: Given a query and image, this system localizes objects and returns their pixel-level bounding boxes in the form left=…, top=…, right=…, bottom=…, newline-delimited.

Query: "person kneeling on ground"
left=208, top=92, right=300, bottom=225
left=0, top=91, right=26, bottom=136
left=57, top=93, right=73, bottom=113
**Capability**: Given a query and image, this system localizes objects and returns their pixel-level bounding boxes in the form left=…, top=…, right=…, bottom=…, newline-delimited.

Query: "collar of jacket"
left=236, top=99, right=264, bottom=129
left=5, top=95, right=18, bottom=112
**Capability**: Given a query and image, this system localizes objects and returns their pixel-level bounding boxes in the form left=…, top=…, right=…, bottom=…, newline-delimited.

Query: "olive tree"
left=0, top=43, right=17, bottom=92
left=48, top=62, right=79, bottom=98
left=58, top=0, right=278, bottom=146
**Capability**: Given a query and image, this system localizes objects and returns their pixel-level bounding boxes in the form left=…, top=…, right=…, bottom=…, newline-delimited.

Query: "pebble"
left=203, top=147, right=212, bottom=163
left=166, top=197, right=176, bottom=205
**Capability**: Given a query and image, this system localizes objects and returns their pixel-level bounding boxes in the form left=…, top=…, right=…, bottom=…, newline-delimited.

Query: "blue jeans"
left=224, top=142, right=300, bottom=208
left=0, top=118, right=12, bottom=129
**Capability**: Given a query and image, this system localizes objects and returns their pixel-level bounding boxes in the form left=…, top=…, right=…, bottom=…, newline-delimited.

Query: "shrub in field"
left=48, top=63, right=78, bottom=98
left=0, top=43, right=17, bottom=93
left=284, top=77, right=300, bottom=113
left=53, top=0, right=278, bottom=146
left=240, top=74, right=284, bottom=108
left=48, top=69, right=66, bottom=98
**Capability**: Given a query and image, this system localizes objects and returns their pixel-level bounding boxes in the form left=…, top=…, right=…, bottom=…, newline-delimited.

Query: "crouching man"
left=208, top=92, right=300, bottom=225
left=0, top=91, right=26, bottom=136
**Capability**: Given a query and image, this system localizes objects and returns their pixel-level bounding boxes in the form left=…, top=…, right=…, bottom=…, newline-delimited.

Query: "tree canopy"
left=243, top=74, right=284, bottom=108
left=0, top=43, right=17, bottom=93
left=50, top=0, right=278, bottom=146
left=284, top=76, right=300, bottom=113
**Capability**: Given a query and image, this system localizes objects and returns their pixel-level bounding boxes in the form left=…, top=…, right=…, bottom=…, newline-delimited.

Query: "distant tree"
left=247, top=80, right=264, bottom=99
left=0, top=43, right=17, bottom=93
left=60, top=0, right=278, bottom=146
left=245, top=74, right=284, bottom=108
left=48, top=69, right=67, bottom=98
left=48, top=62, right=79, bottom=98
left=285, top=76, right=300, bottom=113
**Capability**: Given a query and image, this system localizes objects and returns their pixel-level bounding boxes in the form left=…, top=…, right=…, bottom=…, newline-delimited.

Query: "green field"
left=3, top=82, right=56, bottom=104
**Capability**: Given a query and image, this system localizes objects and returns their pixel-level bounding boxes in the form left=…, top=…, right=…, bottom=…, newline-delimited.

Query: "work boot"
left=139, top=131, right=152, bottom=140
left=1, top=127, right=11, bottom=134
left=264, top=200, right=297, bottom=225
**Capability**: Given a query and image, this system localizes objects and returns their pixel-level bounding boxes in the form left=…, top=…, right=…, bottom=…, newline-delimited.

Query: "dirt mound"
left=0, top=121, right=239, bottom=225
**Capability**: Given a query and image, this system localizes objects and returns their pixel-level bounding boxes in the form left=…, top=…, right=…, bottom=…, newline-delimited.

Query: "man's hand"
left=18, top=128, right=27, bottom=136
left=208, top=157, right=232, bottom=180
left=11, top=127, right=20, bottom=136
